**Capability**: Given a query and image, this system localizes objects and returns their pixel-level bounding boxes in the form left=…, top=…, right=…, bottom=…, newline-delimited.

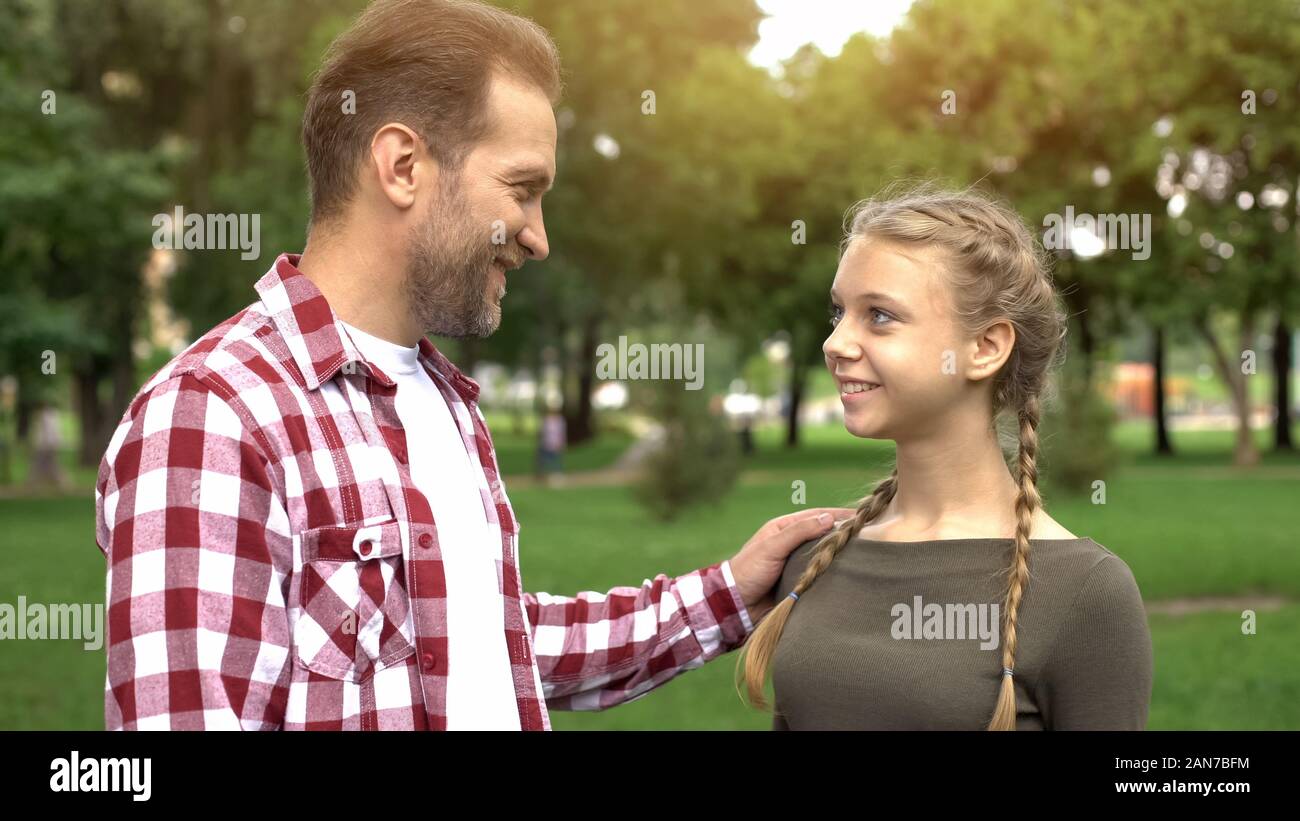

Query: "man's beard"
left=404, top=183, right=520, bottom=340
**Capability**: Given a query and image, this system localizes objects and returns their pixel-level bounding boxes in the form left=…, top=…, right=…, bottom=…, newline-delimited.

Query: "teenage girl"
left=739, top=186, right=1153, bottom=730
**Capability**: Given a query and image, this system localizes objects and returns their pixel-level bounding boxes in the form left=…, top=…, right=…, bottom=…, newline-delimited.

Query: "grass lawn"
left=1, top=418, right=1297, bottom=729
left=483, top=419, right=633, bottom=476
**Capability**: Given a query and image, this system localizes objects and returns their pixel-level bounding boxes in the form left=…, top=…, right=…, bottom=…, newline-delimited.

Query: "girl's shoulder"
left=1031, top=508, right=1078, bottom=539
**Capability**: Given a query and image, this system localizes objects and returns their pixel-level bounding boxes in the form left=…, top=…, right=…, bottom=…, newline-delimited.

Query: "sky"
left=748, top=0, right=915, bottom=68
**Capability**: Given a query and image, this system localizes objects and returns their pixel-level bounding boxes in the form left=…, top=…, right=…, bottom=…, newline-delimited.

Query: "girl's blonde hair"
left=737, top=183, right=1069, bottom=730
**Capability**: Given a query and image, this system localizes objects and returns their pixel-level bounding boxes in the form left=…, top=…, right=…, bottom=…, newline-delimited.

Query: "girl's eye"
left=829, top=305, right=893, bottom=328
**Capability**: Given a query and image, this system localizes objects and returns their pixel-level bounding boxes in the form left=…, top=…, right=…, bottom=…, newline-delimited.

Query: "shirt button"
left=418, top=532, right=433, bottom=549
left=421, top=652, right=435, bottom=672
left=358, top=539, right=373, bottom=556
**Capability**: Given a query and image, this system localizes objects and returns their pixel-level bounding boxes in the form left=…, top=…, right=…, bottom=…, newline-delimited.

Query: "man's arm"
left=96, top=371, right=293, bottom=729
left=523, top=509, right=846, bottom=711
left=524, top=559, right=754, bottom=711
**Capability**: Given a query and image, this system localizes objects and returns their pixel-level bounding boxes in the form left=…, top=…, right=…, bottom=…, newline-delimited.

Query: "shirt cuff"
left=717, top=558, right=759, bottom=633
left=719, top=558, right=756, bottom=637
left=675, top=559, right=757, bottom=663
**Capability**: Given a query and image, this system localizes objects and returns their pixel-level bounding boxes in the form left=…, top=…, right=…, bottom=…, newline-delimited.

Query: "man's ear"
left=966, top=319, right=1015, bottom=383
left=369, top=123, right=429, bottom=211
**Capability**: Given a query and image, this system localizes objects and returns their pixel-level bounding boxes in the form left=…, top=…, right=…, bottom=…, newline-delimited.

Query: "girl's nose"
left=823, top=326, right=862, bottom=362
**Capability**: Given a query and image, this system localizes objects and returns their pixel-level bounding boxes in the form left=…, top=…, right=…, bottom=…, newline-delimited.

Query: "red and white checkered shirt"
left=94, top=252, right=756, bottom=730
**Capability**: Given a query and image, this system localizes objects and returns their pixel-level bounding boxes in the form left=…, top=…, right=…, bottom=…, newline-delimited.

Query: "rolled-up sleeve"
left=525, top=558, right=755, bottom=711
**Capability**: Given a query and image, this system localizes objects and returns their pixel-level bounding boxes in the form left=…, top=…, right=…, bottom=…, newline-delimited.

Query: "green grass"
left=1113, top=418, right=1300, bottom=464
left=1, top=419, right=1298, bottom=729
left=1147, top=606, right=1300, bottom=730
left=0, top=497, right=108, bottom=730
left=487, top=425, right=633, bottom=477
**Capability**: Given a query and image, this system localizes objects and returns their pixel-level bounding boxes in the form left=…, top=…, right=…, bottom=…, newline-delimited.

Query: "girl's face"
left=823, top=237, right=974, bottom=441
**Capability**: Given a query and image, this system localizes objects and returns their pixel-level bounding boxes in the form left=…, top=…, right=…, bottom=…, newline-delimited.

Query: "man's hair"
left=302, top=0, right=562, bottom=224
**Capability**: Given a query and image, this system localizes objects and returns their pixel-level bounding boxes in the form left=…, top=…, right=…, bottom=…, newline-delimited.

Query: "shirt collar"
left=253, top=252, right=481, bottom=403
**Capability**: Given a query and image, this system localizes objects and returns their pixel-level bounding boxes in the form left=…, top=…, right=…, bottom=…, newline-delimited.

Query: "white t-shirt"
left=340, top=320, right=521, bottom=730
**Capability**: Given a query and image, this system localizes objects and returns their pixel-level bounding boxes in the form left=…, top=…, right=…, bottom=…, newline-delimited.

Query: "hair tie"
left=787, top=591, right=800, bottom=602
left=1003, top=667, right=1014, bottom=678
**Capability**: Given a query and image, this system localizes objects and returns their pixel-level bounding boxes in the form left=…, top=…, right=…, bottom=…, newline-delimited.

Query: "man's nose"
left=517, top=210, right=549, bottom=262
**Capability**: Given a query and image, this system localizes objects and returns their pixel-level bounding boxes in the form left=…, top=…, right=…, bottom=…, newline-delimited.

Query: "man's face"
left=406, top=71, right=557, bottom=339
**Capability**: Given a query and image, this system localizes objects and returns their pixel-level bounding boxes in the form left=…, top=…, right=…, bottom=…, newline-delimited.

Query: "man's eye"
left=870, top=308, right=893, bottom=325
left=514, top=183, right=547, bottom=202
left=828, top=305, right=843, bottom=326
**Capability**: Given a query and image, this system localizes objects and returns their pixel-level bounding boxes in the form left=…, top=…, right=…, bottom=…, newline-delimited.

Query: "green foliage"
left=3, top=0, right=1299, bottom=465
left=634, top=381, right=740, bottom=522
left=1039, top=357, right=1120, bottom=495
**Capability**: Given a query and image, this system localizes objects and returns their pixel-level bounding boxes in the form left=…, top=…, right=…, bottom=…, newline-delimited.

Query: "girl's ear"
left=966, top=319, right=1015, bottom=382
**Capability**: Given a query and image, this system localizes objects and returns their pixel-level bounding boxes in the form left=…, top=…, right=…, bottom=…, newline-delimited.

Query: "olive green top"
left=770, top=535, right=1153, bottom=730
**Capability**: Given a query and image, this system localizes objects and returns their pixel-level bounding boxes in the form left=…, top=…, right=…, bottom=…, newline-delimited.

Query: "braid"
left=736, top=467, right=899, bottom=711
left=986, top=392, right=1043, bottom=730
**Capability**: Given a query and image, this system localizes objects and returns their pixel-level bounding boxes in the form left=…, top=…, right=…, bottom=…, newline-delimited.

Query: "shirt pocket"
left=294, top=519, right=415, bottom=681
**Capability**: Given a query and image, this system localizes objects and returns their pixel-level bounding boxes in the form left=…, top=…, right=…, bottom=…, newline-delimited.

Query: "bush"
left=634, top=382, right=740, bottom=522
left=1037, top=361, right=1120, bottom=495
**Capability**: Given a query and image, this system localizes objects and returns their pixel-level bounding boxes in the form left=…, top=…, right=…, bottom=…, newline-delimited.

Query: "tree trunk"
left=566, top=316, right=598, bottom=445
left=1077, top=306, right=1095, bottom=383
left=73, top=300, right=138, bottom=469
left=74, top=363, right=106, bottom=467
left=16, top=381, right=34, bottom=441
left=1060, top=267, right=1095, bottom=382
left=111, top=303, right=135, bottom=425
left=1153, top=324, right=1174, bottom=455
left=785, top=349, right=806, bottom=448
left=1273, top=317, right=1293, bottom=451
left=1194, top=313, right=1259, bottom=467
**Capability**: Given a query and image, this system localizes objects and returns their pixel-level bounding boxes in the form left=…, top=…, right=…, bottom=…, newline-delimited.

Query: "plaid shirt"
left=94, top=253, right=756, bottom=730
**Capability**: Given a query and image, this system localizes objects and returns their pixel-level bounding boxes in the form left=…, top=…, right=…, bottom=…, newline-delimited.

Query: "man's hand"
left=728, top=507, right=856, bottom=625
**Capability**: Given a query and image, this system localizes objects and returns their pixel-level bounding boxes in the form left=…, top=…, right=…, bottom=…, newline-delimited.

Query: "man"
left=94, top=0, right=846, bottom=730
